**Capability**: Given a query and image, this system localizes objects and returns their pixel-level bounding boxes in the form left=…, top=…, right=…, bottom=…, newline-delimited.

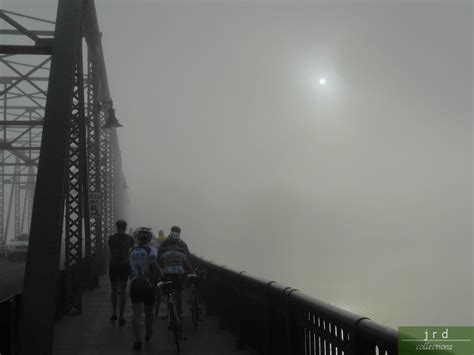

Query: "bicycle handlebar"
left=156, top=280, right=174, bottom=288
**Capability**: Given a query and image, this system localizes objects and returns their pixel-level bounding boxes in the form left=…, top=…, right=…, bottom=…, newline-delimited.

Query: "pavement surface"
left=53, top=278, right=249, bottom=355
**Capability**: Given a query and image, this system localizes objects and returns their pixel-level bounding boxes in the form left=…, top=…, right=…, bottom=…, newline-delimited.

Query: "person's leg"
left=117, top=280, right=127, bottom=324
left=132, top=302, right=144, bottom=339
left=144, top=305, right=153, bottom=339
left=144, top=286, right=155, bottom=339
left=110, top=280, right=118, bottom=320
left=132, top=301, right=144, bottom=349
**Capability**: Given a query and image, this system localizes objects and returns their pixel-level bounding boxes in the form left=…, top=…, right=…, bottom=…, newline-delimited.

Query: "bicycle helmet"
left=169, top=226, right=181, bottom=241
left=134, top=226, right=154, bottom=243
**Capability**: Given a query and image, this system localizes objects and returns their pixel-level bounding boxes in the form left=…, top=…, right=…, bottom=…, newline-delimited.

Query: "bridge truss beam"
left=0, top=1, right=130, bottom=354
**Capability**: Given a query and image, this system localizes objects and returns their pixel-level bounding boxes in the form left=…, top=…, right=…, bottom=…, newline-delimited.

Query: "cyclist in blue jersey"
left=129, top=227, right=162, bottom=350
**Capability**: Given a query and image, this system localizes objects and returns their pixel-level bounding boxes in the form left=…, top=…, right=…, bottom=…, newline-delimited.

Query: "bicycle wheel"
left=191, top=290, right=199, bottom=331
left=154, top=289, right=161, bottom=316
left=171, top=304, right=181, bottom=352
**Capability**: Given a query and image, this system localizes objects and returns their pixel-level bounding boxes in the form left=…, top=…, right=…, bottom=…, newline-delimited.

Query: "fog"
left=3, top=0, right=473, bottom=329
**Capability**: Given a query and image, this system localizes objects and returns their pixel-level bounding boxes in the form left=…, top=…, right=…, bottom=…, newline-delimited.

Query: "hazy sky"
left=2, top=0, right=472, bottom=328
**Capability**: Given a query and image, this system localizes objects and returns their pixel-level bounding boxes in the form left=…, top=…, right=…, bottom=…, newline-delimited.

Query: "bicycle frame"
left=157, top=280, right=182, bottom=351
left=187, top=272, right=203, bottom=331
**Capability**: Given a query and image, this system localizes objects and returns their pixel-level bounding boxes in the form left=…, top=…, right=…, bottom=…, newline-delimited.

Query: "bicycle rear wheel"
left=171, top=307, right=181, bottom=352
left=154, top=289, right=161, bottom=316
left=191, top=291, right=199, bottom=331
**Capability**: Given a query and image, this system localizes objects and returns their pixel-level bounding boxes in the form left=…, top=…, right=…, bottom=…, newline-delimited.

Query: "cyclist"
left=158, top=225, right=190, bottom=259
left=149, top=228, right=159, bottom=250
left=129, top=227, right=162, bottom=350
left=158, top=242, right=193, bottom=319
left=108, top=219, right=134, bottom=326
left=156, top=229, right=167, bottom=248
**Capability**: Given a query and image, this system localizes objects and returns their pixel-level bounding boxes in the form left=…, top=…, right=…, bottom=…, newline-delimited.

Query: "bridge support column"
left=18, top=0, right=83, bottom=353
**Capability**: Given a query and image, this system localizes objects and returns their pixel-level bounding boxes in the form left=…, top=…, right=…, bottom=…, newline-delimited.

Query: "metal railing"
left=190, top=255, right=398, bottom=355
left=1, top=254, right=397, bottom=355
left=0, top=263, right=89, bottom=355
left=0, top=293, right=21, bottom=355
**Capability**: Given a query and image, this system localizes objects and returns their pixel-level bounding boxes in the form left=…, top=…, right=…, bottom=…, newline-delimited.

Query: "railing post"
left=218, top=265, right=227, bottom=330
left=353, top=317, right=372, bottom=355
left=264, top=281, right=276, bottom=355
left=288, top=289, right=306, bottom=355
left=283, top=287, right=294, bottom=355
left=205, top=262, right=215, bottom=316
left=235, top=271, right=245, bottom=349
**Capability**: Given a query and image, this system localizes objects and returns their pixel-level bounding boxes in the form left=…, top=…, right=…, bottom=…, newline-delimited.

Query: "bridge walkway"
left=52, top=277, right=247, bottom=355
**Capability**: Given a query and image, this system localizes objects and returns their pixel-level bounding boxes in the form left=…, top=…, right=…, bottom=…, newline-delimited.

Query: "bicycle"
left=156, top=279, right=183, bottom=352
left=187, top=271, right=203, bottom=331
left=154, top=283, right=162, bottom=317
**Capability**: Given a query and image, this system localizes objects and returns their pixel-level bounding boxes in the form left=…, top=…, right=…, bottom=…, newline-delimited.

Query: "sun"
left=319, top=78, right=327, bottom=86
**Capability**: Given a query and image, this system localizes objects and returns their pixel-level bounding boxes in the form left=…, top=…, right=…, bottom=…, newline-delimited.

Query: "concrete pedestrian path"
left=53, top=278, right=247, bottom=354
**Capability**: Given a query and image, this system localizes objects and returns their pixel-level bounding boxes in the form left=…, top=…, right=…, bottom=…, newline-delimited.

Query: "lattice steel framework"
left=101, top=116, right=114, bottom=241
left=65, top=51, right=84, bottom=268
left=0, top=10, right=52, bottom=245
left=0, top=0, right=130, bottom=353
left=13, top=156, right=20, bottom=237
left=85, top=48, right=102, bottom=282
left=83, top=1, right=119, bottom=277
left=0, top=150, right=3, bottom=241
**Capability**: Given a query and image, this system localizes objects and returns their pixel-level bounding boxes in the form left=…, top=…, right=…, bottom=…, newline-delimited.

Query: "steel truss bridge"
left=0, top=1, right=397, bottom=354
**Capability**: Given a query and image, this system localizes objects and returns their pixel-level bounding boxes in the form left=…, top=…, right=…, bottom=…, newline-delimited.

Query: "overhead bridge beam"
left=0, top=121, right=43, bottom=126
left=0, top=162, right=37, bottom=167
left=0, top=76, right=50, bottom=82
left=0, top=106, right=44, bottom=110
left=0, top=29, right=55, bottom=36
left=0, top=139, right=38, bottom=165
left=0, top=44, right=52, bottom=55
left=2, top=173, right=36, bottom=177
left=0, top=146, right=40, bottom=151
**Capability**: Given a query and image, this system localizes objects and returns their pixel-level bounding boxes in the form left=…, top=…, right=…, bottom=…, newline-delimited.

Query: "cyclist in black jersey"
left=158, top=226, right=192, bottom=317
left=108, top=219, right=134, bottom=326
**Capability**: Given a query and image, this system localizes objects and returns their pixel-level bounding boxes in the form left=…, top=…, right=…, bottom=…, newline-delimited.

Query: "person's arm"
left=128, top=248, right=133, bottom=275
left=149, top=258, right=162, bottom=283
left=181, top=241, right=192, bottom=268
left=178, top=240, right=190, bottom=257
left=184, top=241, right=190, bottom=257
left=183, top=255, right=193, bottom=274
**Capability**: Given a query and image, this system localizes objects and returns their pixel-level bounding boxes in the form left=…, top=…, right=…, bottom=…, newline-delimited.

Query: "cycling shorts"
left=130, top=278, right=155, bottom=306
left=109, top=263, right=129, bottom=282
